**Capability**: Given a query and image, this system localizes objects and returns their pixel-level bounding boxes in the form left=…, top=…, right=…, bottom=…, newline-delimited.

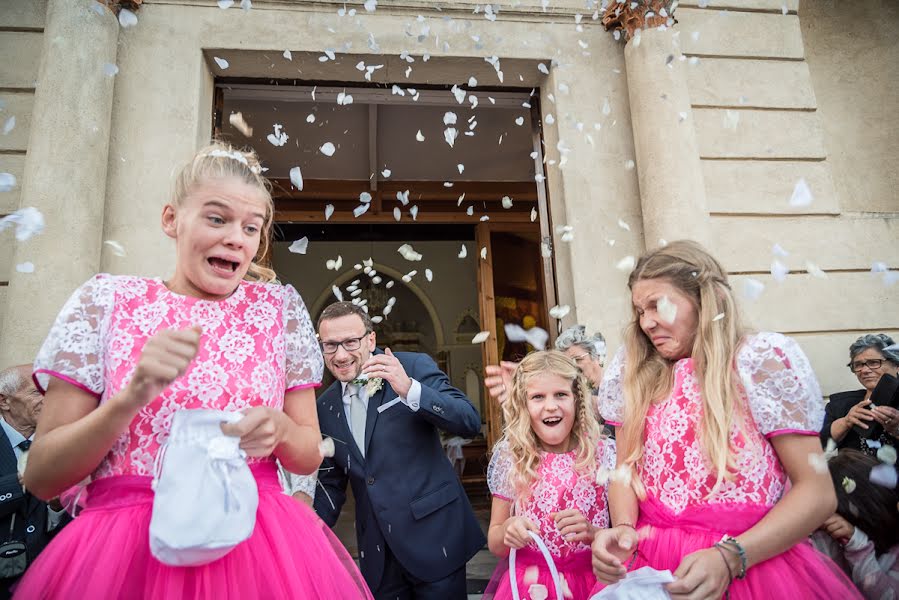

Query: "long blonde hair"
left=620, top=240, right=747, bottom=498
left=172, top=141, right=276, bottom=282
left=502, top=350, right=604, bottom=500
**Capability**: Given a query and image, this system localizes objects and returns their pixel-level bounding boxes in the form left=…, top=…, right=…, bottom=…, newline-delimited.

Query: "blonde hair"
left=620, top=240, right=747, bottom=498
left=501, top=350, right=604, bottom=500
left=172, top=141, right=276, bottom=282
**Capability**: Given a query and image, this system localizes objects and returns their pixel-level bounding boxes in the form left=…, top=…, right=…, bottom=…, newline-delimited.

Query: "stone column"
left=0, top=0, right=118, bottom=366
left=625, top=27, right=710, bottom=248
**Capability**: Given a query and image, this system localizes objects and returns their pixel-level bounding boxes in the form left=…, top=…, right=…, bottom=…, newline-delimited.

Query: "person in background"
left=554, top=325, right=612, bottom=436
left=0, top=366, right=69, bottom=599
left=821, top=334, right=899, bottom=455
left=812, top=449, right=899, bottom=599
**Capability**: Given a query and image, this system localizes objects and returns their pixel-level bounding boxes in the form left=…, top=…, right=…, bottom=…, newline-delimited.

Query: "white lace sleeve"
left=33, top=274, right=114, bottom=397
left=599, top=436, right=617, bottom=472
left=598, top=347, right=626, bottom=425
left=282, top=285, right=324, bottom=391
left=736, top=332, right=825, bottom=438
left=487, top=439, right=515, bottom=501
left=277, top=462, right=317, bottom=498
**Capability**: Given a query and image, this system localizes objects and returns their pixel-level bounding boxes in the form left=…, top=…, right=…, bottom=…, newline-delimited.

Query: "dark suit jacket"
left=820, top=389, right=867, bottom=451
left=0, top=431, right=70, bottom=598
left=313, top=350, right=486, bottom=589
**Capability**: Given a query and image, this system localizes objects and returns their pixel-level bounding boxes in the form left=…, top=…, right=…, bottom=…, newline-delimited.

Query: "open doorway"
left=215, top=77, right=557, bottom=504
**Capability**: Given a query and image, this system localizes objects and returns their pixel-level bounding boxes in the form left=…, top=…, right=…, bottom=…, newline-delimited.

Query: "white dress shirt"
left=340, top=377, right=422, bottom=422
left=0, top=417, right=65, bottom=531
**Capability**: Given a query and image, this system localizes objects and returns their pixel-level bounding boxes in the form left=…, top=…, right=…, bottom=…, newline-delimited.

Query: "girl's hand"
left=591, top=525, right=639, bottom=584
left=844, top=398, right=875, bottom=430
left=485, top=361, right=518, bottom=404
left=503, top=516, right=539, bottom=549
left=666, top=547, right=735, bottom=600
left=123, top=327, right=201, bottom=410
left=220, top=406, right=288, bottom=457
left=822, top=514, right=855, bottom=544
left=554, top=509, right=595, bottom=543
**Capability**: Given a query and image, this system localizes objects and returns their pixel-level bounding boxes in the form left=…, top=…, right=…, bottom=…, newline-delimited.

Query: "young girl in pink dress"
left=17, top=143, right=373, bottom=599
left=590, top=240, right=861, bottom=599
left=485, top=351, right=615, bottom=600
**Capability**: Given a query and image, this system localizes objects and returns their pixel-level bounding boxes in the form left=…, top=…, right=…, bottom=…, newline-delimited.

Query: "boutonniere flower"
left=352, top=374, right=384, bottom=396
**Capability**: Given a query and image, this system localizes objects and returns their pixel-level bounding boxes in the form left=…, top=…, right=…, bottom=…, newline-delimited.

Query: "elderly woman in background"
left=820, top=334, right=899, bottom=454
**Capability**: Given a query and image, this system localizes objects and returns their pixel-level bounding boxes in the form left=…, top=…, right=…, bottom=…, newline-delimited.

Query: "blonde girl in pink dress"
left=590, top=240, right=861, bottom=600
left=17, top=143, right=372, bottom=599
left=485, top=350, right=616, bottom=600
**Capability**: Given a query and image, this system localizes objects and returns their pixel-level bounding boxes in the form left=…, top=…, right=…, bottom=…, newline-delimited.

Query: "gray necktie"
left=348, top=383, right=366, bottom=457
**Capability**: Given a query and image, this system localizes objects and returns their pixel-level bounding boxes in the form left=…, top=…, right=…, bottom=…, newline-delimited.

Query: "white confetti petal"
left=624, top=159, right=635, bottom=170
left=416, top=130, right=425, bottom=142
left=712, top=312, right=725, bottom=322
left=505, top=323, right=549, bottom=351
left=742, top=278, right=765, bottom=301
left=805, top=261, right=827, bottom=279
left=267, top=124, right=288, bottom=146
left=353, top=204, right=370, bottom=218
left=213, top=56, right=229, bottom=70
left=229, top=112, right=253, bottom=137
left=15, top=262, right=34, bottom=274
left=549, top=305, right=570, bottom=319
left=2, top=116, right=15, bottom=136
left=528, top=583, right=549, bottom=600
left=480, top=247, right=487, bottom=260
left=877, top=445, right=897, bottom=466
left=306, top=113, right=316, bottom=124
left=359, top=192, right=372, bottom=204
left=771, top=259, right=789, bottom=282
left=871, top=464, right=898, bottom=489
left=616, top=256, right=636, bottom=272
left=471, top=331, right=490, bottom=344
left=617, top=218, right=631, bottom=231
left=871, top=261, right=889, bottom=274
left=530, top=208, right=537, bottom=222
left=393, top=207, right=401, bottom=221
left=410, top=205, right=419, bottom=220
left=443, top=112, right=458, bottom=126
left=458, top=245, right=467, bottom=259
left=772, top=243, right=789, bottom=257
left=0, top=173, right=16, bottom=192
left=841, top=476, right=856, bottom=494
left=397, top=244, right=423, bottom=261
left=444, top=127, right=458, bottom=147
left=288, top=237, right=309, bottom=254
left=501, top=196, right=513, bottom=209
left=451, top=85, right=466, bottom=104
left=524, top=565, right=540, bottom=585
left=324, top=204, right=334, bottom=220
left=396, top=190, right=409, bottom=206
left=364, top=0, right=377, bottom=11
left=457, top=164, right=465, bottom=174
left=808, top=452, right=828, bottom=474
left=326, top=255, right=343, bottom=271
left=319, top=438, right=335, bottom=458
left=514, top=116, right=524, bottom=126
left=537, top=63, right=549, bottom=75
left=657, top=295, right=678, bottom=324
left=103, top=63, right=119, bottom=77
left=425, top=269, right=433, bottom=282
left=217, top=0, right=234, bottom=7
left=382, top=168, right=392, bottom=178
left=118, top=8, right=138, bottom=27
left=289, top=166, right=304, bottom=191
left=789, top=178, right=813, bottom=207
left=320, top=142, right=336, bottom=156
left=0, top=207, right=45, bottom=241
left=283, top=49, right=292, bottom=60
left=103, top=240, right=126, bottom=257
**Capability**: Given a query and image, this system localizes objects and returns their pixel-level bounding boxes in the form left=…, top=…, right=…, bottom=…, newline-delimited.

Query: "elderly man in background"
left=0, top=365, right=69, bottom=598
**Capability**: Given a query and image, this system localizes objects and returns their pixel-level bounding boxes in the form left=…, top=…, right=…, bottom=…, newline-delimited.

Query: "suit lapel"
left=363, top=380, right=394, bottom=456
left=0, top=434, right=17, bottom=476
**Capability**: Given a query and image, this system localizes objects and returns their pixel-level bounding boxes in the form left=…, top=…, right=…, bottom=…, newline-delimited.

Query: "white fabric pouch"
left=149, top=409, right=258, bottom=567
left=589, top=566, right=675, bottom=600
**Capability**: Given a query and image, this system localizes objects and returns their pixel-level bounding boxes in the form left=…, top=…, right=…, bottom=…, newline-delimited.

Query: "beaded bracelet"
left=716, top=535, right=747, bottom=579
left=713, top=544, right=734, bottom=600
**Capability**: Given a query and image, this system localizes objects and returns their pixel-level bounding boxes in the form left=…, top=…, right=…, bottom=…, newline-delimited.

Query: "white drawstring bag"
left=589, top=566, right=674, bottom=600
left=149, top=409, right=259, bottom=567
left=509, top=531, right=565, bottom=600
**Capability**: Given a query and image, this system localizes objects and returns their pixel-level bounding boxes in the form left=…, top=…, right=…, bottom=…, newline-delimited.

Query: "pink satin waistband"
left=638, top=495, right=770, bottom=536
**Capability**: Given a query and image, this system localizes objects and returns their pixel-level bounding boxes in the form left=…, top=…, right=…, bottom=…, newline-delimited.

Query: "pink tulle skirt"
left=14, top=462, right=373, bottom=600
left=589, top=497, right=862, bottom=599
left=484, top=548, right=597, bottom=600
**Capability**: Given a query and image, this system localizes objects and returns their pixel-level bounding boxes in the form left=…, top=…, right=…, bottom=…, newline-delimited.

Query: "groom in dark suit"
left=313, top=301, right=485, bottom=599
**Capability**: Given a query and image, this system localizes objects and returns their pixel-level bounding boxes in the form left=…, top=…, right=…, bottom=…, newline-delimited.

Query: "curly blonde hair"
left=620, top=240, right=748, bottom=498
left=501, top=350, right=604, bottom=500
left=172, top=141, right=276, bottom=282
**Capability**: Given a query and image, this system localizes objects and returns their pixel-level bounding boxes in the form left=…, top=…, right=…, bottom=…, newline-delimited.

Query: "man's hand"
left=362, top=348, right=413, bottom=398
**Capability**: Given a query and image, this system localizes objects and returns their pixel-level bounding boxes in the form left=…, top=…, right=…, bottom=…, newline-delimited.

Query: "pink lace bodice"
left=488, top=438, right=616, bottom=557
left=599, top=332, right=824, bottom=515
left=34, top=275, right=323, bottom=480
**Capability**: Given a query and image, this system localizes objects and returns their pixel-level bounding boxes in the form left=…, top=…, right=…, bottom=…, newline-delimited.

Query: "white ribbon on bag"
left=509, top=531, right=565, bottom=600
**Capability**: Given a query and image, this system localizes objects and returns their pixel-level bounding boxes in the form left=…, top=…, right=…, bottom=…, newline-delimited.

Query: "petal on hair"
left=471, top=331, right=490, bottom=344
left=841, top=476, right=856, bottom=494
left=712, top=312, right=725, bottom=322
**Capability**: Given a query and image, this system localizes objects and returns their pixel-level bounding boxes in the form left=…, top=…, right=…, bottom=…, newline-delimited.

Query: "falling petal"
left=320, top=142, right=336, bottom=156
left=624, top=159, right=635, bottom=170
left=808, top=452, right=828, bottom=474
left=805, top=261, right=827, bottom=279
left=267, top=124, right=289, bottom=147
left=229, top=112, right=253, bottom=137
left=514, top=116, right=524, bottom=126
left=0, top=173, right=16, bottom=192
left=393, top=207, right=401, bottom=221
left=617, top=218, right=631, bottom=231
left=657, top=295, right=678, bottom=324
left=501, top=196, right=513, bottom=209
left=396, top=190, right=410, bottom=205
left=480, top=247, right=487, bottom=260
left=458, top=245, right=467, bottom=259
left=457, top=164, right=465, bottom=174
left=289, top=166, right=304, bottom=191
left=870, top=464, right=898, bottom=489
left=283, top=49, right=292, bottom=60
left=0, top=207, right=45, bottom=241
left=325, top=255, right=343, bottom=271
left=528, top=583, right=549, bottom=600
left=451, top=85, right=466, bottom=104
left=2, top=116, right=15, bottom=136
left=505, top=323, right=549, bottom=351
left=841, top=477, right=856, bottom=494
left=471, top=331, right=490, bottom=344
left=397, top=244, right=423, bottom=261
left=871, top=261, right=888, bottom=274
left=616, top=256, right=636, bottom=272
left=530, top=208, right=537, bottom=222
left=410, top=205, right=419, bottom=220
left=524, top=565, right=540, bottom=585
left=537, top=63, right=549, bottom=75
left=103, top=63, right=119, bottom=77
left=789, top=178, right=813, bottom=207
left=288, top=237, right=309, bottom=254
left=425, top=269, right=433, bottom=282
left=415, top=130, right=425, bottom=142
left=217, top=0, right=234, bottom=7
left=319, top=438, right=335, bottom=458
left=15, top=262, right=34, bottom=274
left=549, top=305, right=570, bottom=319
left=466, top=206, right=474, bottom=216
left=742, top=278, right=765, bottom=301
left=364, top=0, right=377, bottom=11
left=306, top=113, right=316, bottom=124
left=353, top=204, right=370, bottom=218
left=771, top=259, right=789, bottom=282
left=712, top=313, right=725, bottom=322
left=102, top=240, right=126, bottom=257
left=331, top=286, right=343, bottom=301
left=772, top=243, right=789, bottom=257
left=213, top=56, right=229, bottom=70
left=443, top=112, right=458, bottom=126
left=118, top=8, right=138, bottom=27
left=324, top=204, right=334, bottom=220
left=877, top=445, right=897, bottom=466
left=382, top=168, right=392, bottom=178
left=444, top=127, right=458, bottom=147
left=723, top=110, right=740, bottom=130
left=359, top=192, right=372, bottom=204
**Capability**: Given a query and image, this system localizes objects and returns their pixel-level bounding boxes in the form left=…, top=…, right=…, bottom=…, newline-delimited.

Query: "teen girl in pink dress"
left=17, top=143, right=372, bottom=599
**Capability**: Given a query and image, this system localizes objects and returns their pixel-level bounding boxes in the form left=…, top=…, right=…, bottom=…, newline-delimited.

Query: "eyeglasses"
left=321, top=333, right=369, bottom=355
left=848, top=359, right=885, bottom=373
left=570, top=352, right=604, bottom=368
